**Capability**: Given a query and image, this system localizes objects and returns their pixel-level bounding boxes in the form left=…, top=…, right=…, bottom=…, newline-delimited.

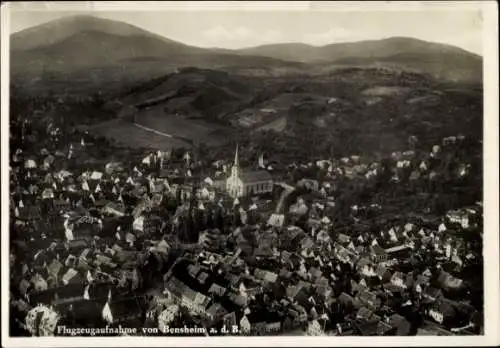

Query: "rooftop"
left=239, top=170, right=273, bottom=183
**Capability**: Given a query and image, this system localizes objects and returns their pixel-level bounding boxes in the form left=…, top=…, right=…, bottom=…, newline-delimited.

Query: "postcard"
left=1, top=1, right=498, bottom=347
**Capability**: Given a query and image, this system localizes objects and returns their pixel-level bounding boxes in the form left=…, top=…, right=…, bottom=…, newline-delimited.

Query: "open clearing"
left=89, top=119, right=192, bottom=149
left=136, top=105, right=231, bottom=146
left=362, top=86, right=412, bottom=96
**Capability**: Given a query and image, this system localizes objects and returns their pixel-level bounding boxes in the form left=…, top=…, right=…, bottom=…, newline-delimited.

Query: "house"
left=157, top=304, right=180, bottom=330
left=241, top=310, right=280, bottom=335
left=102, top=203, right=125, bottom=217
left=337, top=233, right=351, bottom=244
left=297, top=179, right=319, bottom=191
left=386, top=314, right=412, bottom=335
left=356, top=290, right=381, bottom=311
left=197, top=271, right=210, bottom=285
left=385, top=244, right=412, bottom=258
left=224, top=273, right=242, bottom=290
left=282, top=315, right=295, bottom=332
left=427, top=300, right=457, bottom=326
left=53, top=199, right=71, bottom=212
left=422, top=287, right=443, bottom=303
left=355, top=320, right=393, bottom=336
left=206, top=302, right=228, bottom=324
left=226, top=145, right=273, bottom=198
left=375, top=264, right=392, bottom=283
left=228, top=291, right=248, bottom=308
left=164, top=276, right=188, bottom=301
left=71, top=222, right=96, bottom=242
left=286, top=282, right=309, bottom=304
left=41, top=188, right=55, bottom=200
left=291, top=304, right=308, bottom=324
left=338, top=292, right=356, bottom=309
left=335, top=245, right=355, bottom=265
left=241, top=310, right=271, bottom=335
left=390, top=272, right=407, bottom=289
left=437, top=271, right=464, bottom=290
left=254, top=268, right=278, bottom=284
left=300, top=236, right=314, bottom=251
left=213, top=177, right=227, bottom=191
left=222, top=311, right=237, bottom=330
left=356, top=307, right=380, bottom=323
left=357, top=258, right=375, bottom=277
left=181, top=287, right=210, bottom=315
left=370, top=245, right=387, bottom=262
left=208, top=283, right=227, bottom=297
left=265, top=320, right=281, bottom=334
left=308, top=267, right=323, bottom=282
left=240, top=315, right=251, bottom=334
left=241, top=278, right=262, bottom=297
left=187, top=264, right=202, bottom=279
left=414, top=274, right=430, bottom=293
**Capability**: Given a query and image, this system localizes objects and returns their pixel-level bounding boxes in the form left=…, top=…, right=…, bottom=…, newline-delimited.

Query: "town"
left=9, top=99, right=483, bottom=337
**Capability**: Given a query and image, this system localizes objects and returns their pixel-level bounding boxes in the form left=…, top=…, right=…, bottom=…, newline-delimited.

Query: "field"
left=80, top=66, right=482, bottom=160
left=361, top=86, right=412, bottom=96
left=136, top=105, right=232, bottom=146
left=89, top=119, right=192, bottom=149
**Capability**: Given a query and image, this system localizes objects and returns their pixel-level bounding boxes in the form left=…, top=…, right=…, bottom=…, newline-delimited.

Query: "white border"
left=1, top=1, right=499, bottom=347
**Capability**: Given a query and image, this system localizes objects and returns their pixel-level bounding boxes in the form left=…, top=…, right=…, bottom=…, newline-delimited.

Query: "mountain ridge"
left=236, top=37, right=481, bottom=60
left=10, top=15, right=482, bottom=95
left=11, top=14, right=195, bottom=52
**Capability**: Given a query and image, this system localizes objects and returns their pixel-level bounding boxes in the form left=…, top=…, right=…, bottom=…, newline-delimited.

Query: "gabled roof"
left=356, top=320, right=392, bottom=336
left=371, top=244, right=386, bottom=255
left=239, top=170, right=272, bottom=183
left=208, top=283, right=227, bottom=296
left=206, top=302, right=228, bottom=318
left=385, top=244, right=412, bottom=254
left=223, top=311, right=237, bottom=327
left=356, top=307, right=379, bottom=322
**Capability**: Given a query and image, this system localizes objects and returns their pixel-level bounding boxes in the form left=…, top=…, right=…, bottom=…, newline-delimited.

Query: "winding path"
left=134, top=123, right=173, bottom=138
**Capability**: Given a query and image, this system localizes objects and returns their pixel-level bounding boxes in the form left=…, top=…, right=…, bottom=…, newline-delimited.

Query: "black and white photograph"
left=1, top=1, right=498, bottom=346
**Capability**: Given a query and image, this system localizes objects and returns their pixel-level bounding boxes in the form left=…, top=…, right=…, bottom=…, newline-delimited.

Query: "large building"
left=226, top=145, right=273, bottom=198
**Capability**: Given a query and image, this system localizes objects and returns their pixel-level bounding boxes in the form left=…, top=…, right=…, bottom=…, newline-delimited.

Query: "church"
left=226, top=145, right=273, bottom=198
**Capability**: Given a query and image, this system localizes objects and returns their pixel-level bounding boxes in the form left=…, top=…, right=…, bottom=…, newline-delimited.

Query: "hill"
left=11, top=17, right=482, bottom=95
left=237, top=37, right=482, bottom=83
left=10, top=15, right=305, bottom=95
left=10, top=16, right=483, bottom=159
left=109, top=66, right=482, bottom=158
left=10, top=14, right=199, bottom=52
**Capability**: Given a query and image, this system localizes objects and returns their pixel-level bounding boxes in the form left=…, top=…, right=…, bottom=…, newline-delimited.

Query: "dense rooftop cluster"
left=9, top=109, right=483, bottom=337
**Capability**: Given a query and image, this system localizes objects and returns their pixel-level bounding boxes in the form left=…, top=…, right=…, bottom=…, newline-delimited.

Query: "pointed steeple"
left=234, top=144, right=239, bottom=167
left=231, top=144, right=240, bottom=182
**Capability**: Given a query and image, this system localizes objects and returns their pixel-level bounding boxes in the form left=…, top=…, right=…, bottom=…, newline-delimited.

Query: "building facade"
left=226, top=145, right=273, bottom=198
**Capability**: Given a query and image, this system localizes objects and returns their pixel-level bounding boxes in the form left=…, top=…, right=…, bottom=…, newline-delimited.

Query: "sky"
left=8, top=1, right=484, bottom=55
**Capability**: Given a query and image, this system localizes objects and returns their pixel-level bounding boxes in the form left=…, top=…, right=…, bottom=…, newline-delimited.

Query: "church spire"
left=234, top=144, right=239, bottom=167
left=231, top=144, right=240, bottom=184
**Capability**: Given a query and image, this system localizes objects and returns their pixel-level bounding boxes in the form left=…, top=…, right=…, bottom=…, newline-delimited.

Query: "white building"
left=226, top=145, right=273, bottom=198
